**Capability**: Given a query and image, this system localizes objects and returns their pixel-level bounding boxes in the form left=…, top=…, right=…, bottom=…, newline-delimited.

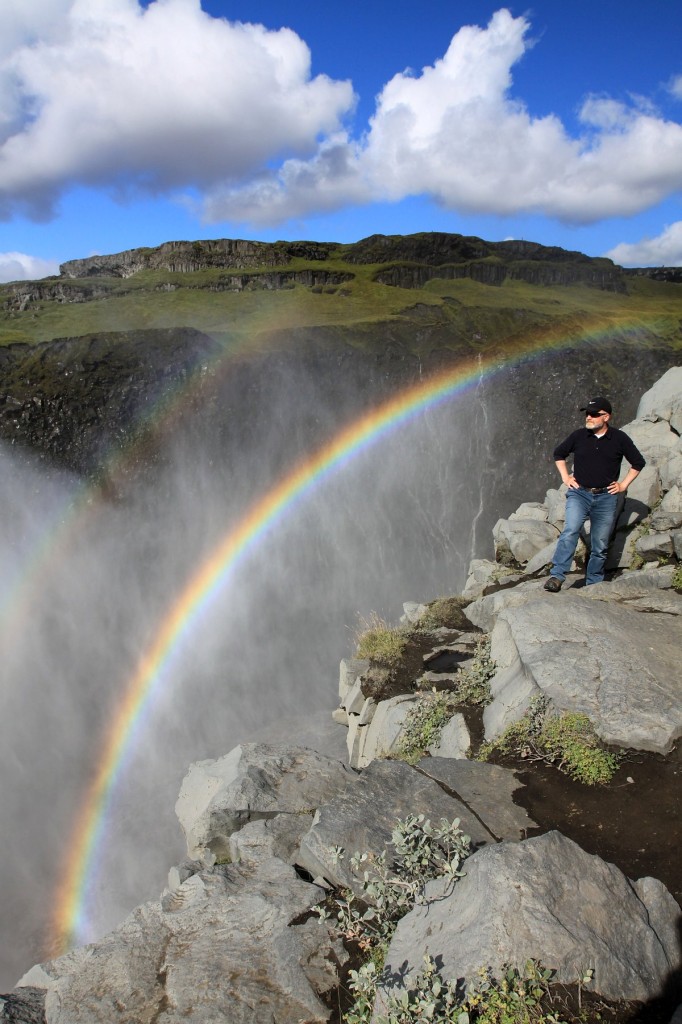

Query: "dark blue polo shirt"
left=553, top=427, right=646, bottom=488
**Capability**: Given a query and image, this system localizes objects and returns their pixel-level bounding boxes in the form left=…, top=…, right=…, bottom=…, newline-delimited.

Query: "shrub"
left=478, top=697, right=621, bottom=785
left=395, top=690, right=462, bottom=764
left=318, top=813, right=470, bottom=962
left=370, top=956, right=572, bottom=1024
left=420, top=595, right=471, bottom=630
left=452, top=635, right=496, bottom=706
left=355, top=612, right=411, bottom=666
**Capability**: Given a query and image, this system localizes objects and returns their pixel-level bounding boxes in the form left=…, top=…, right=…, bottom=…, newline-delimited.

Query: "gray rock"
left=175, top=744, right=355, bottom=862
left=508, top=502, right=548, bottom=522
left=297, top=759, right=496, bottom=894
left=625, top=462, right=662, bottom=508
left=401, top=602, right=428, bottom=624
left=462, top=558, right=499, bottom=599
left=523, top=540, right=557, bottom=574
left=484, top=594, right=682, bottom=752
left=426, top=714, right=470, bottom=759
left=351, top=693, right=419, bottom=768
left=493, top=517, right=559, bottom=565
left=660, top=444, right=682, bottom=491
left=673, top=529, right=682, bottom=560
left=635, top=531, right=674, bottom=561
left=465, top=577, right=556, bottom=633
left=376, top=832, right=681, bottom=1008
left=651, top=484, right=682, bottom=531
left=580, top=564, right=677, bottom=601
left=637, top=365, right=682, bottom=432
left=20, top=859, right=338, bottom=1024
left=543, top=485, right=567, bottom=528
left=339, top=657, right=369, bottom=703
left=228, top=813, right=315, bottom=870
left=415, top=758, right=536, bottom=840
left=621, top=418, right=679, bottom=467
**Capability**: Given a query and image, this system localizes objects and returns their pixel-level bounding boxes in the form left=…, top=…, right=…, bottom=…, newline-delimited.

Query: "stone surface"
left=484, top=593, right=682, bottom=752
left=297, top=759, right=496, bottom=895
left=175, top=744, right=355, bottom=862
left=377, top=832, right=682, bottom=1008
left=401, top=602, right=428, bottom=624
left=465, top=578, right=552, bottom=633
left=426, top=713, right=470, bottom=759
left=625, top=462, right=662, bottom=508
left=652, top=484, right=682, bottom=531
left=660, top=444, right=682, bottom=491
left=20, top=858, right=337, bottom=1024
left=493, top=517, right=559, bottom=565
left=339, top=658, right=369, bottom=703
left=523, top=540, right=556, bottom=574
left=351, top=693, right=419, bottom=768
left=636, top=531, right=675, bottom=561
left=621, top=417, right=679, bottom=467
left=509, top=502, right=548, bottom=521
left=415, top=758, right=536, bottom=840
left=543, top=485, right=567, bottom=527
left=637, top=365, right=682, bottom=432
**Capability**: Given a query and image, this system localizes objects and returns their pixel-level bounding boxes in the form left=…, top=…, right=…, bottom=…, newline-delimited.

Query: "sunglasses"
left=585, top=410, right=605, bottom=418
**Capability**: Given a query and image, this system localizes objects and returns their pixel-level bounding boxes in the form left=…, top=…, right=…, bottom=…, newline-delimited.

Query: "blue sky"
left=1, top=0, right=682, bottom=281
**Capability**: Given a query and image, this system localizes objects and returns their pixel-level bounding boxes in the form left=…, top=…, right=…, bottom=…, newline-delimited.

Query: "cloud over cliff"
left=1, top=2, right=682, bottom=232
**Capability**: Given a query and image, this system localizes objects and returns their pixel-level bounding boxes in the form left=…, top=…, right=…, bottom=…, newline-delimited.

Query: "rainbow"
left=49, top=315, right=652, bottom=953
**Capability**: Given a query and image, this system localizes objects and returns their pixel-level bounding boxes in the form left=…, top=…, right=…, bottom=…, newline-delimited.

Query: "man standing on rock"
left=544, top=397, right=645, bottom=591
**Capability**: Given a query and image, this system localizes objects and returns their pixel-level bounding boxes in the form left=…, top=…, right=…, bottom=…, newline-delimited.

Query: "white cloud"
left=605, top=222, right=682, bottom=267
left=0, top=0, right=354, bottom=219
left=668, top=74, right=682, bottom=100
left=2, top=4, right=682, bottom=231
left=205, top=9, right=682, bottom=228
left=0, top=252, right=60, bottom=283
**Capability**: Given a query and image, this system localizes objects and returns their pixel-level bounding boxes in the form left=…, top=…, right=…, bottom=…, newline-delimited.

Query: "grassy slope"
left=2, top=256, right=682, bottom=358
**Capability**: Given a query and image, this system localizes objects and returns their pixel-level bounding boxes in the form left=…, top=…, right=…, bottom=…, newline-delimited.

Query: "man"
left=544, top=396, right=645, bottom=591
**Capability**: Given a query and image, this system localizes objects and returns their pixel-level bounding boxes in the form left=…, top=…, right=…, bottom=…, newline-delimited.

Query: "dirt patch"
left=500, top=745, right=682, bottom=905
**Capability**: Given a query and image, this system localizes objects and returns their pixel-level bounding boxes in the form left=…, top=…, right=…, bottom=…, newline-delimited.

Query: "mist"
left=0, top=356, right=494, bottom=987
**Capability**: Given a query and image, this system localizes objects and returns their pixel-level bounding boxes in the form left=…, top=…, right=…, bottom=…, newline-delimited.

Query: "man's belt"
left=580, top=485, right=610, bottom=494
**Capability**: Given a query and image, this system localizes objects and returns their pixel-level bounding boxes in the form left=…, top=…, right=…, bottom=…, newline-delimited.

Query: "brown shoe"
left=544, top=577, right=562, bottom=593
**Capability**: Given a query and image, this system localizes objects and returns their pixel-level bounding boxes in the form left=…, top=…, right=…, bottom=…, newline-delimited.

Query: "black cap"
left=580, top=396, right=612, bottom=415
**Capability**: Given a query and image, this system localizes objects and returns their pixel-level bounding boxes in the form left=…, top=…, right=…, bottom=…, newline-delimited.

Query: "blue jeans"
left=550, top=487, right=618, bottom=585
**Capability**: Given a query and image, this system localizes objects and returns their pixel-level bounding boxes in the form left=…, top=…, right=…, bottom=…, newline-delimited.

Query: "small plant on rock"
left=317, top=814, right=471, bottom=1021
left=395, top=690, right=461, bottom=764
left=355, top=612, right=411, bottom=667
left=452, top=635, right=496, bottom=706
left=373, top=956, right=570, bottom=1024
left=419, top=595, right=472, bottom=630
left=478, top=696, right=621, bottom=785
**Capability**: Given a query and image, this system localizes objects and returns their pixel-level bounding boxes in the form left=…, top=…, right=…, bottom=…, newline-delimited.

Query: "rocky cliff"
left=4, top=370, right=680, bottom=1024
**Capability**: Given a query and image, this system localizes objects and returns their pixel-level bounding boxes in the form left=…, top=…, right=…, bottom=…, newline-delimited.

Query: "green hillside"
left=2, top=233, right=681, bottom=358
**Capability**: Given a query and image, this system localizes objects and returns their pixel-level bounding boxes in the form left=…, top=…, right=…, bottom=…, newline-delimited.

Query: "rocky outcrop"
left=4, top=368, right=682, bottom=1023
left=465, top=367, right=682, bottom=753
left=0, top=327, right=220, bottom=474
left=60, top=239, right=337, bottom=278
left=377, top=831, right=681, bottom=1008
left=49, top=232, right=631, bottom=293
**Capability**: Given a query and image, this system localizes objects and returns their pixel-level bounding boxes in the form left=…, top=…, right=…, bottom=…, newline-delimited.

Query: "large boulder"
left=297, top=759, right=497, bottom=895
left=651, top=484, right=682, bottom=531
left=19, top=858, right=339, bottom=1024
left=620, top=417, right=679, bottom=467
left=175, top=744, right=355, bottom=862
left=637, top=365, right=682, bottom=432
left=483, top=584, right=682, bottom=752
left=493, top=517, right=559, bottom=565
left=376, top=832, right=681, bottom=1008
